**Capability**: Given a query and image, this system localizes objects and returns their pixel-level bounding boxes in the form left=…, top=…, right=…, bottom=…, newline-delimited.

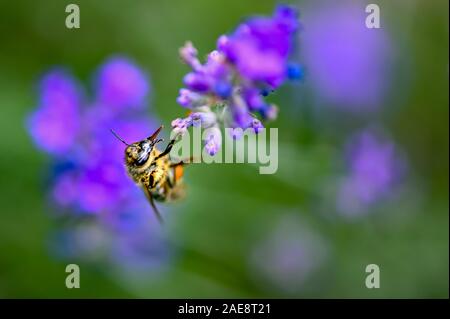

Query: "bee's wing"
left=166, top=182, right=186, bottom=202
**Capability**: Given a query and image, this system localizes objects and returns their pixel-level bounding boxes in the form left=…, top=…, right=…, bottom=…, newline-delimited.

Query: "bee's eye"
left=136, top=151, right=150, bottom=165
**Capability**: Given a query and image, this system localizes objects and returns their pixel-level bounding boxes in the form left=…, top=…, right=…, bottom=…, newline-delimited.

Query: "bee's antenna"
left=110, top=129, right=131, bottom=146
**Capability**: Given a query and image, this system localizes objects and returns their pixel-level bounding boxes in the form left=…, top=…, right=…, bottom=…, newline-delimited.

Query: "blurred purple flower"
left=28, top=59, right=157, bottom=215
left=27, top=70, right=81, bottom=155
left=50, top=205, right=172, bottom=273
left=95, top=57, right=149, bottom=111
left=301, top=1, right=391, bottom=111
left=28, top=57, right=173, bottom=270
left=172, top=5, right=300, bottom=154
left=108, top=202, right=172, bottom=272
left=49, top=223, right=110, bottom=262
left=337, top=130, right=406, bottom=216
left=249, top=215, right=327, bottom=293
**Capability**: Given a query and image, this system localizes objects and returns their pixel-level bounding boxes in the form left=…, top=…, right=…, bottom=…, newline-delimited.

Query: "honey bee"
left=111, top=125, right=186, bottom=223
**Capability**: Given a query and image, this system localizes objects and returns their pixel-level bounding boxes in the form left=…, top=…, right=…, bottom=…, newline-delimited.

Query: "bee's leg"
left=170, top=160, right=188, bottom=167
left=170, top=156, right=197, bottom=167
left=166, top=173, right=174, bottom=188
left=142, top=186, right=164, bottom=224
left=149, top=172, right=156, bottom=188
left=154, top=138, right=177, bottom=161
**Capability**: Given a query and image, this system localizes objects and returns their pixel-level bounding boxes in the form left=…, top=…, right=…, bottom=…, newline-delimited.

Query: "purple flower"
left=38, top=68, right=156, bottom=214
left=214, top=81, right=232, bottom=99
left=204, top=50, right=230, bottom=80
left=51, top=171, right=79, bottom=207
left=301, top=1, right=391, bottom=111
left=39, top=69, right=81, bottom=110
left=176, top=88, right=202, bottom=108
left=260, top=104, right=278, bottom=121
left=49, top=224, right=110, bottom=261
left=250, top=118, right=264, bottom=134
left=50, top=205, right=172, bottom=273
left=48, top=114, right=156, bottom=215
left=204, top=127, right=222, bottom=156
left=27, top=70, right=81, bottom=155
left=249, top=215, right=327, bottom=293
left=183, top=72, right=211, bottom=92
left=106, top=201, right=173, bottom=273
left=222, top=5, right=299, bottom=88
left=181, top=49, right=232, bottom=95
left=232, top=40, right=286, bottom=88
left=96, top=57, right=149, bottom=111
left=179, top=41, right=201, bottom=71
left=76, top=162, right=128, bottom=213
left=171, top=109, right=222, bottom=155
left=173, top=5, right=300, bottom=141
left=28, top=57, right=172, bottom=271
left=171, top=117, right=193, bottom=136
left=190, top=111, right=217, bottom=128
left=111, top=227, right=172, bottom=272
left=337, top=130, right=406, bottom=216
left=243, top=87, right=265, bottom=111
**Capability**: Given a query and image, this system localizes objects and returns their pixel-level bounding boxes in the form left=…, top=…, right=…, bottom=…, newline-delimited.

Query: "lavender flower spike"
left=27, top=69, right=81, bottom=155
left=337, top=129, right=406, bottom=217
left=27, top=57, right=172, bottom=271
left=172, top=5, right=300, bottom=150
left=96, top=56, right=149, bottom=111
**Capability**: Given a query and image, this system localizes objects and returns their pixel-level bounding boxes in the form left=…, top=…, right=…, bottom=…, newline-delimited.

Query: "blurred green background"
left=0, top=0, right=448, bottom=298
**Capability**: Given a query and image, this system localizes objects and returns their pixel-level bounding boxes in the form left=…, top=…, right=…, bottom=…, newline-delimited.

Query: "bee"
left=111, top=125, right=186, bottom=223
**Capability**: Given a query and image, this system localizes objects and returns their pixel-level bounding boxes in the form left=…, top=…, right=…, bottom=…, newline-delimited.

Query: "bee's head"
left=125, top=140, right=154, bottom=166
left=111, top=126, right=164, bottom=167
